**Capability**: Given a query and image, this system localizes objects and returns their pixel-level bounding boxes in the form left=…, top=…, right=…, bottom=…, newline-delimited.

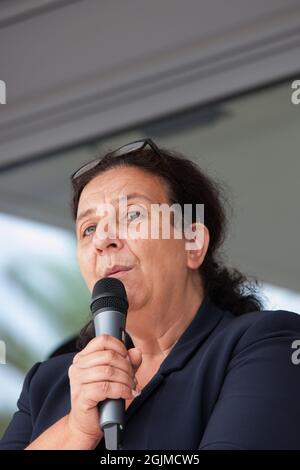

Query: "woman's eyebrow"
left=76, top=208, right=95, bottom=226
left=76, top=193, right=154, bottom=226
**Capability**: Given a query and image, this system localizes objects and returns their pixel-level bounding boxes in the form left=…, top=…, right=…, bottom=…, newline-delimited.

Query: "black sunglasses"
left=71, top=138, right=163, bottom=181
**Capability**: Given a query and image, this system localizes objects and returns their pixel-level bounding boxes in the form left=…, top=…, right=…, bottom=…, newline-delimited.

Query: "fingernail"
left=132, top=389, right=141, bottom=397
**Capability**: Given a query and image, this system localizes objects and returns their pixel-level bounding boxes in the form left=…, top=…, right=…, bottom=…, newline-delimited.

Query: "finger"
left=82, top=380, right=135, bottom=402
left=78, top=365, right=136, bottom=390
left=73, top=335, right=128, bottom=361
left=74, top=350, right=134, bottom=376
left=127, top=348, right=143, bottom=371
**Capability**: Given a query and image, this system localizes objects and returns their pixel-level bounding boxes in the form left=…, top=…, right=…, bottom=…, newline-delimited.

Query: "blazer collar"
left=158, top=295, right=225, bottom=375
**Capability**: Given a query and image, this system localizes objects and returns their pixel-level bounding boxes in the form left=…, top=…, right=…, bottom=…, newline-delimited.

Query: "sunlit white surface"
left=0, top=212, right=77, bottom=354
left=261, top=283, right=300, bottom=314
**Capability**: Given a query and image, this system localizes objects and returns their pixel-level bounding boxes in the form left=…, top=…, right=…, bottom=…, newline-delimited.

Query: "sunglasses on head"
left=71, top=138, right=162, bottom=181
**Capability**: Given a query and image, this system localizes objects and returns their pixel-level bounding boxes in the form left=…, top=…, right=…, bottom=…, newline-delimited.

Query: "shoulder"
left=208, top=307, right=300, bottom=382
left=223, top=308, right=300, bottom=352
left=28, top=352, right=76, bottom=396
left=203, top=306, right=300, bottom=368
left=199, top=308, right=300, bottom=449
left=38, top=350, right=76, bottom=371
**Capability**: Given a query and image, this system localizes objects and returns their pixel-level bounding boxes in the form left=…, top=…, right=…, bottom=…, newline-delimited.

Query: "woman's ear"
left=185, top=223, right=210, bottom=269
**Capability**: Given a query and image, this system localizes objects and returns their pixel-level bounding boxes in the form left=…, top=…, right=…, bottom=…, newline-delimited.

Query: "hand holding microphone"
left=67, top=278, right=142, bottom=449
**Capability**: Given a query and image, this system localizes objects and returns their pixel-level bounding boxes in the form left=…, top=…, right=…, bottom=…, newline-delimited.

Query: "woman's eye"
left=82, top=225, right=96, bottom=237
left=127, top=210, right=143, bottom=222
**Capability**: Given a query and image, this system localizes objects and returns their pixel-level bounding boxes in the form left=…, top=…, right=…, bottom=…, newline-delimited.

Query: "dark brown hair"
left=71, top=145, right=263, bottom=349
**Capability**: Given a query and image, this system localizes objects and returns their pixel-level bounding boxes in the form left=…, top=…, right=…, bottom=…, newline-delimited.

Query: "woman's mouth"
left=105, top=265, right=133, bottom=278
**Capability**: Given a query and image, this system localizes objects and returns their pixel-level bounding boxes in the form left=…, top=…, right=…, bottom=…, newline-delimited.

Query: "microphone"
left=90, top=277, right=128, bottom=451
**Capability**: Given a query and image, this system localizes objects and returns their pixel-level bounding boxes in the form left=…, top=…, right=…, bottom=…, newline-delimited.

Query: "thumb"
left=127, top=347, right=143, bottom=371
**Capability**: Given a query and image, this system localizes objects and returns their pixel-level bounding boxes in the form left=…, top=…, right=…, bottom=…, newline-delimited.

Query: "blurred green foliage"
left=0, top=256, right=90, bottom=439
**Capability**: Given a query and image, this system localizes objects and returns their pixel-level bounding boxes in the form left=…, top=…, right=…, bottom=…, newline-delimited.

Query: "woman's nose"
left=92, top=223, right=123, bottom=252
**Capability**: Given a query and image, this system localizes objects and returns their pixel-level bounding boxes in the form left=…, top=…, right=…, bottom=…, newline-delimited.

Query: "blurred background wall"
left=0, top=0, right=300, bottom=436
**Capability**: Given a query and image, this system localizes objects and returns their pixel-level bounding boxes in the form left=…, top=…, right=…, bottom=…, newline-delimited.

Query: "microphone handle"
left=93, top=309, right=126, bottom=450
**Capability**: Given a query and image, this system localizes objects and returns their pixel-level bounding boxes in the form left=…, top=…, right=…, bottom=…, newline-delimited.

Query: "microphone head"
left=90, top=277, right=128, bottom=317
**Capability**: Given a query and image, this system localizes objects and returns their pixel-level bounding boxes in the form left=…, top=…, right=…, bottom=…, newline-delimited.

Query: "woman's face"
left=76, top=166, right=204, bottom=311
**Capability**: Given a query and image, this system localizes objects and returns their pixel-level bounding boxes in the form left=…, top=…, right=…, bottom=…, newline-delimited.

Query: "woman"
left=1, top=139, right=300, bottom=450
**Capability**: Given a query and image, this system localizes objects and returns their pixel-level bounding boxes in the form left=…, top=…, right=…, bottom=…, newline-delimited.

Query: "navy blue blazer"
left=1, top=296, right=300, bottom=450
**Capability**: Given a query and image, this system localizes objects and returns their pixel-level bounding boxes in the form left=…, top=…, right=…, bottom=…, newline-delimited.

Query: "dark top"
left=1, top=296, right=300, bottom=450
